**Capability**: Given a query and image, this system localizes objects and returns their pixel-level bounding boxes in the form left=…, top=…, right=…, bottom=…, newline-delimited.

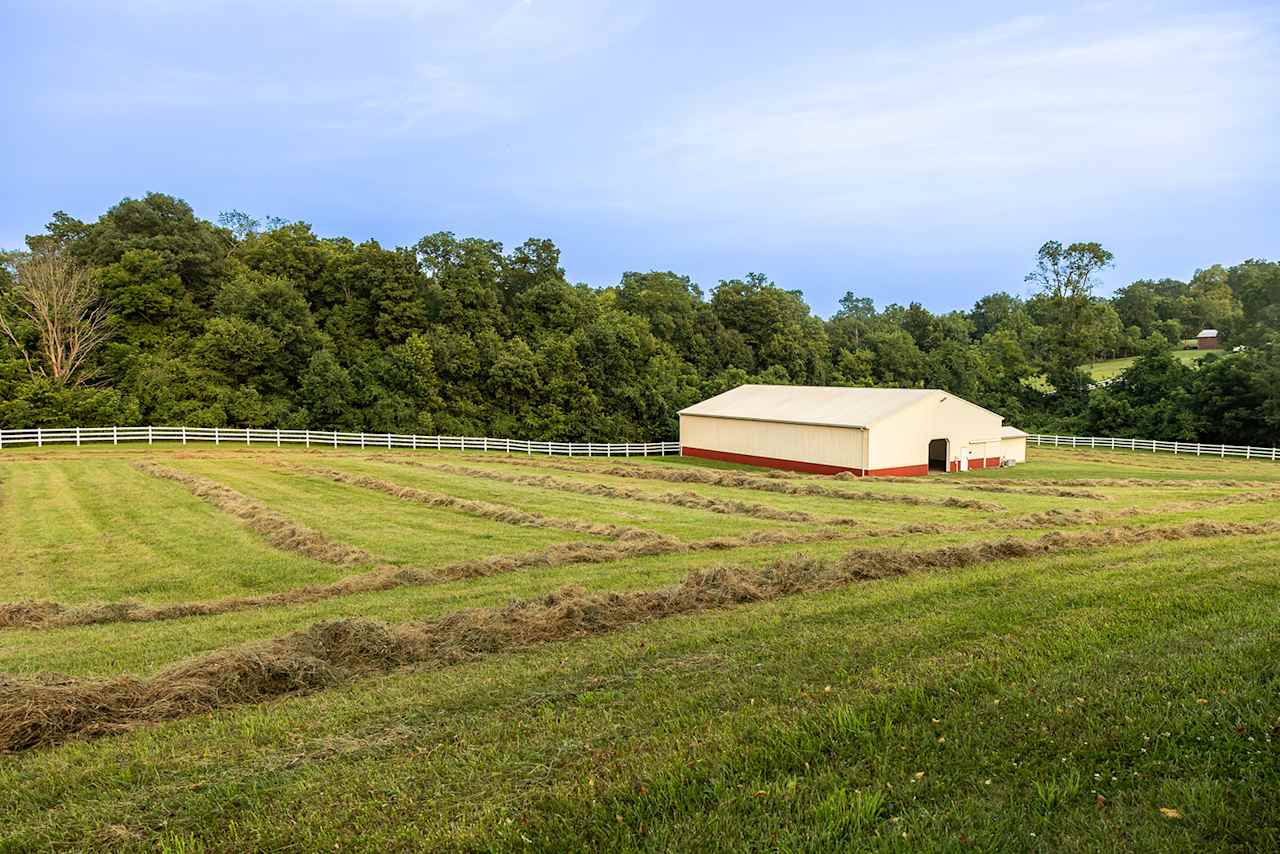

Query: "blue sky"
left=4, top=1, right=1278, bottom=316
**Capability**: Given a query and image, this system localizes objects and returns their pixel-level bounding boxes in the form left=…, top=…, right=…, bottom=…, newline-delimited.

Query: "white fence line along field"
left=1030, top=433, right=1280, bottom=461
left=0, top=426, right=681, bottom=457
left=2, top=426, right=1275, bottom=463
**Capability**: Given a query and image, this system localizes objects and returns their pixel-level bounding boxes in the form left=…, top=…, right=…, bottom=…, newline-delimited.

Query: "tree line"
left=2, top=193, right=1278, bottom=445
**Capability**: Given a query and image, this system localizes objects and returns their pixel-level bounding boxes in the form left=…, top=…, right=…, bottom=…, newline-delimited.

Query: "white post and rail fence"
left=1028, top=433, right=1280, bottom=461
left=0, top=426, right=681, bottom=458
left=0, top=426, right=1275, bottom=463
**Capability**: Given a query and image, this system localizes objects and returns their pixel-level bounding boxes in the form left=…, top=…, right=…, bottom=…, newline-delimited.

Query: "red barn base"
left=681, top=446, right=1002, bottom=476
left=949, top=457, right=1002, bottom=472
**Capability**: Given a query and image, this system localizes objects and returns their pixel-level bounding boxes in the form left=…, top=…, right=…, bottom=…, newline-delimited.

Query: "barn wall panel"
left=679, top=415, right=866, bottom=470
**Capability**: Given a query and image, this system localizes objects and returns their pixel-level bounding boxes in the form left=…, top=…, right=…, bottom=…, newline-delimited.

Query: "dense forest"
left=2, top=193, right=1278, bottom=445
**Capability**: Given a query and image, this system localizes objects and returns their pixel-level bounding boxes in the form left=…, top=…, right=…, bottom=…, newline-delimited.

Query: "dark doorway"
left=928, top=438, right=948, bottom=473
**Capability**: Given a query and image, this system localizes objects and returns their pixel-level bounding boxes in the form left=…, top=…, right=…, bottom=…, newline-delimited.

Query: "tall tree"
left=0, top=253, right=111, bottom=386
left=1025, top=240, right=1114, bottom=370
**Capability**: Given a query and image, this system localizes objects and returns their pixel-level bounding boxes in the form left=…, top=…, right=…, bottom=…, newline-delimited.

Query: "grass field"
left=1085, top=348, right=1211, bottom=382
left=2, top=443, right=1279, bottom=851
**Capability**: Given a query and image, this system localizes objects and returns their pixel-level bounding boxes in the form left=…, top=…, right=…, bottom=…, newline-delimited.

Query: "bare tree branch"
left=0, top=253, right=112, bottom=386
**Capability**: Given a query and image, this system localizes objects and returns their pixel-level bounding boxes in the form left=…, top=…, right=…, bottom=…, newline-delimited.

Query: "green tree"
left=74, top=193, right=231, bottom=305
left=1025, top=240, right=1114, bottom=369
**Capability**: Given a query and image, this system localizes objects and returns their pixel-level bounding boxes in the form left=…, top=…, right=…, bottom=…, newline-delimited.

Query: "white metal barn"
left=679, top=385, right=1025, bottom=476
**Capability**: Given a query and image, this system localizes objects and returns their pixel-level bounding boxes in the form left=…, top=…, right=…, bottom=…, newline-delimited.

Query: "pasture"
left=1084, top=347, right=1211, bottom=382
left=1, top=444, right=1278, bottom=851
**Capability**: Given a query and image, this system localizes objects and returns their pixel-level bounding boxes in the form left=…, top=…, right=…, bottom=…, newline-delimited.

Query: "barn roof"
left=1197, top=329, right=1218, bottom=338
left=678, top=385, right=998, bottom=429
left=1001, top=425, right=1028, bottom=438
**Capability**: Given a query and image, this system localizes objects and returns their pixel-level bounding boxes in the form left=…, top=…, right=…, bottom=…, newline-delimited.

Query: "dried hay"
left=4, top=518, right=1277, bottom=752
left=383, top=459, right=860, bottom=525
left=286, top=464, right=662, bottom=540
left=456, top=455, right=1003, bottom=512
left=134, top=462, right=374, bottom=565
left=0, top=528, right=853, bottom=631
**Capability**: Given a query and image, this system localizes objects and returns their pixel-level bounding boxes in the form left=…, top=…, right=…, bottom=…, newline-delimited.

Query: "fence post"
left=277, top=429, right=281, bottom=448
left=333, top=431, right=337, bottom=448
left=387, top=433, right=391, bottom=449
left=215, top=427, right=219, bottom=445
left=113, top=426, right=118, bottom=446
left=148, top=425, right=153, bottom=446
left=76, top=427, right=81, bottom=447
left=37, top=428, right=42, bottom=448
left=182, top=426, right=187, bottom=446
left=412, top=434, right=417, bottom=451
left=306, top=429, right=311, bottom=448
left=246, top=429, right=251, bottom=446
left=360, top=433, right=365, bottom=449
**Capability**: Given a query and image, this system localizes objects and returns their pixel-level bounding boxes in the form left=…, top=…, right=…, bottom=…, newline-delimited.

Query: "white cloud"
left=62, top=0, right=648, bottom=133
left=569, top=10, right=1276, bottom=235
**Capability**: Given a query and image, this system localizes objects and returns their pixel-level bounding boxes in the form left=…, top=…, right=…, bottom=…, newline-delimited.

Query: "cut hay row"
left=0, top=528, right=853, bottom=631
left=285, top=464, right=667, bottom=540
left=379, top=459, right=860, bottom=525
left=459, top=453, right=1273, bottom=495
left=918, top=482, right=1108, bottom=500
left=1038, top=450, right=1272, bottom=474
left=4, top=519, right=1277, bottom=753
left=457, top=455, right=1005, bottom=512
left=0, top=500, right=1228, bottom=635
left=133, top=462, right=375, bottom=566
left=1144, top=489, right=1280, bottom=512
left=885, top=475, right=1274, bottom=490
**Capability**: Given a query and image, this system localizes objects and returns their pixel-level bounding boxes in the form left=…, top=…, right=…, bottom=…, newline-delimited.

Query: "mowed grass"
left=164, top=457, right=595, bottom=567
left=1, top=443, right=1279, bottom=851
left=1, top=534, right=1278, bottom=851
left=964, top=446, right=1280, bottom=483
left=1085, top=348, right=1210, bottom=382
left=0, top=459, right=354, bottom=603
left=316, top=454, right=797, bottom=539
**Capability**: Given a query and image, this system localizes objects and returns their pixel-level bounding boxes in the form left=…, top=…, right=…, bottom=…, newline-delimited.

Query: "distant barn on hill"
left=678, top=385, right=1027, bottom=476
left=1196, top=329, right=1220, bottom=350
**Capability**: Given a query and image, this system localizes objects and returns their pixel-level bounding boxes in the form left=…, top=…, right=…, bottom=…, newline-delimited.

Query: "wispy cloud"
left=59, top=0, right=648, bottom=133
left=567, top=10, right=1276, bottom=234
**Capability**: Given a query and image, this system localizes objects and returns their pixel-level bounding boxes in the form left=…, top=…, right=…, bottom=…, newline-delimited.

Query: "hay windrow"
left=903, top=476, right=1275, bottom=490
left=0, top=528, right=853, bottom=631
left=4, top=518, right=1278, bottom=753
left=282, top=464, right=664, bottom=540
left=380, top=458, right=858, bottom=525
left=0, top=490, right=1245, bottom=634
left=462, top=453, right=1279, bottom=494
left=133, top=462, right=375, bottom=566
left=940, top=483, right=1109, bottom=500
left=456, top=455, right=1004, bottom=512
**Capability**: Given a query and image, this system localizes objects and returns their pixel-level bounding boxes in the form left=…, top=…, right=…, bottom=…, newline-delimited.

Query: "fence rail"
left=6, top=426, right=1272, bottom=464
left=1029, top=433, right=1280, bottom=461
left=0, top=426, right=681, bottom=458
